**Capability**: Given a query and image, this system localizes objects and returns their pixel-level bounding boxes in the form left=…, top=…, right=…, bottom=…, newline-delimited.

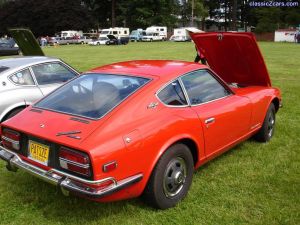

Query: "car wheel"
left=143, top=143, right=194, bottom=209
left=3, top=107, right=25, bottom=122
left=105, top=41, right=110, bottom=45
left=97, top=42, right=100, bottom=45
left=254, top=103, right=276, bottom=142
left=150, top=39, right=153, bottom=42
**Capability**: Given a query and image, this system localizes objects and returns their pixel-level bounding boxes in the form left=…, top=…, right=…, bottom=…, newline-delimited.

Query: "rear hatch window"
left=34, top=73, right=150, bottom=119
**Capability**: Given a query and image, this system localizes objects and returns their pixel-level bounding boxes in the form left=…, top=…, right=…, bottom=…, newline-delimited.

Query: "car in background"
left=48, top=37, right=60, bottom=46
left=89, top=37, right=111, bottom=45
left=0, top=39, right=20, bottom=56
left=142, top=32, right=163, bottom=42
left=0, top=57, right=79, bottom=122
left=129, top=29, right=145, bottom=42
left=0, top=32, right=281, bottom=209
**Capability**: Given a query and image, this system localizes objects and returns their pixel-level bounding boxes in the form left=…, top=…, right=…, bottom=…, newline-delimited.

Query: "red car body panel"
left=0, top=34, right=281, bottom=203
left=190, top=32, right=272, bottom=87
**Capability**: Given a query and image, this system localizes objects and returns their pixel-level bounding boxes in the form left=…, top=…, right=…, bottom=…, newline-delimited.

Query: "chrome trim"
left=56, top=130, right=82, bottom=136
left=155, top=79, right=189, bottom=108
left=204, top=117, right=215, bottom=124
left=188, top=95, right=231, bottom=107
left=59, top=157, right=90, bottom=168
left=178, top=78, right=191, bottom=106
left=0, top=146, right=143, bottom=198
left=179, top=69, right=233, bottom=107
left=155, top=68, right=234, bottom=108
left=7, top=67, right=37, bottom=87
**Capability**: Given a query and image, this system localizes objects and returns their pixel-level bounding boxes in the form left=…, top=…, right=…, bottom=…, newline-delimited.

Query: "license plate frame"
left=28, top=140, right=50, bottom=166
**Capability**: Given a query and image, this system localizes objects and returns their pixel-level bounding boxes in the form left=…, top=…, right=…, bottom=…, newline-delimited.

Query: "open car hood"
left=190, top=32, right=271, bottom=87
left=9, top=28, right=44, bottom=56
left=107, top=34, right=117, bottom=40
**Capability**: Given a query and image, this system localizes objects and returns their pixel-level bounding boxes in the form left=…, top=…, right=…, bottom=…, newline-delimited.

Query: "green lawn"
left=0, top=42, right=299, bottom=225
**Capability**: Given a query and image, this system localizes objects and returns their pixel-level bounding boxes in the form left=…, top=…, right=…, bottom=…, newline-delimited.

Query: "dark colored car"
left=0, top=39, right=20, bottom=56
left=107, top=35, right=129, bottom=45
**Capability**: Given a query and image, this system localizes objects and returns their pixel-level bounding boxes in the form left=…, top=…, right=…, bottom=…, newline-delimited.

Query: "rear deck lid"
left=190, top=32, right=271, bottom=87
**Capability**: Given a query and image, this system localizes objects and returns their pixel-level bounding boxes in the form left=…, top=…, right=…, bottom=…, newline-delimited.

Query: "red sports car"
left=0, top=32, right=281, bottom=209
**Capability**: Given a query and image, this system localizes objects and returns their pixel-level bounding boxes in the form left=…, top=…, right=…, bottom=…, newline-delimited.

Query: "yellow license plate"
left=28, top=140, right=50, bottom=166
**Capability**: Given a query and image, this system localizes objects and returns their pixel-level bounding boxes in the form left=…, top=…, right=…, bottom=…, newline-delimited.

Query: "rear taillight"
left=1, top=128, right=20, bottom=151
left=59, top=147, right=91, bottom=177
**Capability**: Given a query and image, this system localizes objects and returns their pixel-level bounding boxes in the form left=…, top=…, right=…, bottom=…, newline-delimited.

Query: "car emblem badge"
left=217, top=33, right=223, bottom=41
left=147, top=102, right=159, bottom=109
left=40, top=124, right=45, bottom=128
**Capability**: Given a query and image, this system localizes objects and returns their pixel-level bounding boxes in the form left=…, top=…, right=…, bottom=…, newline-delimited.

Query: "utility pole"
left=232, top=0, right=237, bottom=31
left=191, top=0, right=194, bottom=27
left=112, top=0, right=116, bottom=27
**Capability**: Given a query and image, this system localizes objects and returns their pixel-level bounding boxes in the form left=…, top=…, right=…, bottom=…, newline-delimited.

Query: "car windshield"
left=99, top=37, right=107, bottom=40
left=101, top=31, right=109, bottom=34
left=34, top=73, right=150, bottom=119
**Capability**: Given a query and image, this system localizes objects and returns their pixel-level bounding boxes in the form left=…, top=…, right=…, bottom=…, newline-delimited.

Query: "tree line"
left=0, top=0, right=299, bottom=36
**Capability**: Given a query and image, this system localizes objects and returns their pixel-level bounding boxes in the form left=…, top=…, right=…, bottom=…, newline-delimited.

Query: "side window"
left=181, top=70, right=230, bottom=105
left=157, top=80, right=187, bottom=106
left=9, top=69, right=35, bottom=85
left=113, top=31, right=118, bottom=35
left=31, top=63, right=77, bottom=85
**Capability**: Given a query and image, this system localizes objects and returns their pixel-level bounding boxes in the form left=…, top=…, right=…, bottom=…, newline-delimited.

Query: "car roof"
left=0, top=56, right=59, bottom=68
left=0, top=56, right=61, bottom=76
left=89, top=60, right=208, bottom=82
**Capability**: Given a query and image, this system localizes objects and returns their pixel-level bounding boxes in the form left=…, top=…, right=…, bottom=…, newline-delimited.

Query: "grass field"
left=0, top=42, right=299, bottom=225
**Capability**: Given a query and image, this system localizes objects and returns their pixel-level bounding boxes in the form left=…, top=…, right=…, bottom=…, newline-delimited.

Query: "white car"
left=89, top=37, right=110, bottom=45
left=142, top=32, right=163, bottom=42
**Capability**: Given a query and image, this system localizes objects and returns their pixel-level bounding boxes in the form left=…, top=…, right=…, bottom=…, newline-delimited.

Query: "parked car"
left=129, top=29, right=145, bottom=42
left=0, top=39, right=20, bottom=56
left=48, top=37, right=60, bottom=46
left=0, top=32, right=281, bottom=209
left=142, top=32, right=163, bottom=42
left=89, top=37, right=112, bottom=45
left=0, top=57, right=79, bottom=122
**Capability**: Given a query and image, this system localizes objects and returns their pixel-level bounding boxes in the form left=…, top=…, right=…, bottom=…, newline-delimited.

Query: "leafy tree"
left=179, top=0, right=208, bottom=28
left=0, top=0, right=94, bottom=36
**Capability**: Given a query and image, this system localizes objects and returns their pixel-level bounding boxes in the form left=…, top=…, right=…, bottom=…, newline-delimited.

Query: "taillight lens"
left=1, top=128, right=20, bottom=151
left=59, top=147, right=91, bottom=177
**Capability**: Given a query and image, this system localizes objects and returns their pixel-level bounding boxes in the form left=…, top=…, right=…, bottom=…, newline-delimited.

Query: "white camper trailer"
left=60, top=30, right=83, bottom=39
left=170, top=27, right=203, bottom=42
left=145, top=26, right=167, bottom=40
left=99, top=27, right=130, bottom=39
left=274, top=29, right=297, bottom=42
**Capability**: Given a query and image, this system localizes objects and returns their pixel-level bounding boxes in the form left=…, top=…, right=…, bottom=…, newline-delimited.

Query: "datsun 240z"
left=0, top=32, right=281, bottom=209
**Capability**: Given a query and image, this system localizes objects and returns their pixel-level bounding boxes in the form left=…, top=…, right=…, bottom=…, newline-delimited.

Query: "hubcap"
left=267, top=112, right=275, bottom=137
left=163, top=157, right=187, bottom=198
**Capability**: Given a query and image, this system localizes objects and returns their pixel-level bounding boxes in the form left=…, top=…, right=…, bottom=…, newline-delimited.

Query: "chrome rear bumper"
left=0, top=145, right=142, bottom=198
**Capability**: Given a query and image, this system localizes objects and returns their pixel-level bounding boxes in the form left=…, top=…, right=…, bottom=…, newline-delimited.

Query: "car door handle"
left=205, top=117, right=215, bottom=124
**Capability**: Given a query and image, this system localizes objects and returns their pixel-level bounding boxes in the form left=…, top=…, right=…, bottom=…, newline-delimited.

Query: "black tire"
left=3, top=107, right=24, bottom=122
left=143, top=143, right=194, bottom=209
left=150, top=39, right=153, bottom=42
left=254, top=103, right=276, bottom=142
left=105, top=41, right=110, bottom=45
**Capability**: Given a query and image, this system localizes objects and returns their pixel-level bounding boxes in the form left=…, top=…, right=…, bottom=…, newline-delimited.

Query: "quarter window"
left=181, top=70, right=230, bottom=105
left=31, top=63, right=77, bottom=85
left=9, top=69, right=35, bottom=85
left=158, top=80, right=187, bottom=106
